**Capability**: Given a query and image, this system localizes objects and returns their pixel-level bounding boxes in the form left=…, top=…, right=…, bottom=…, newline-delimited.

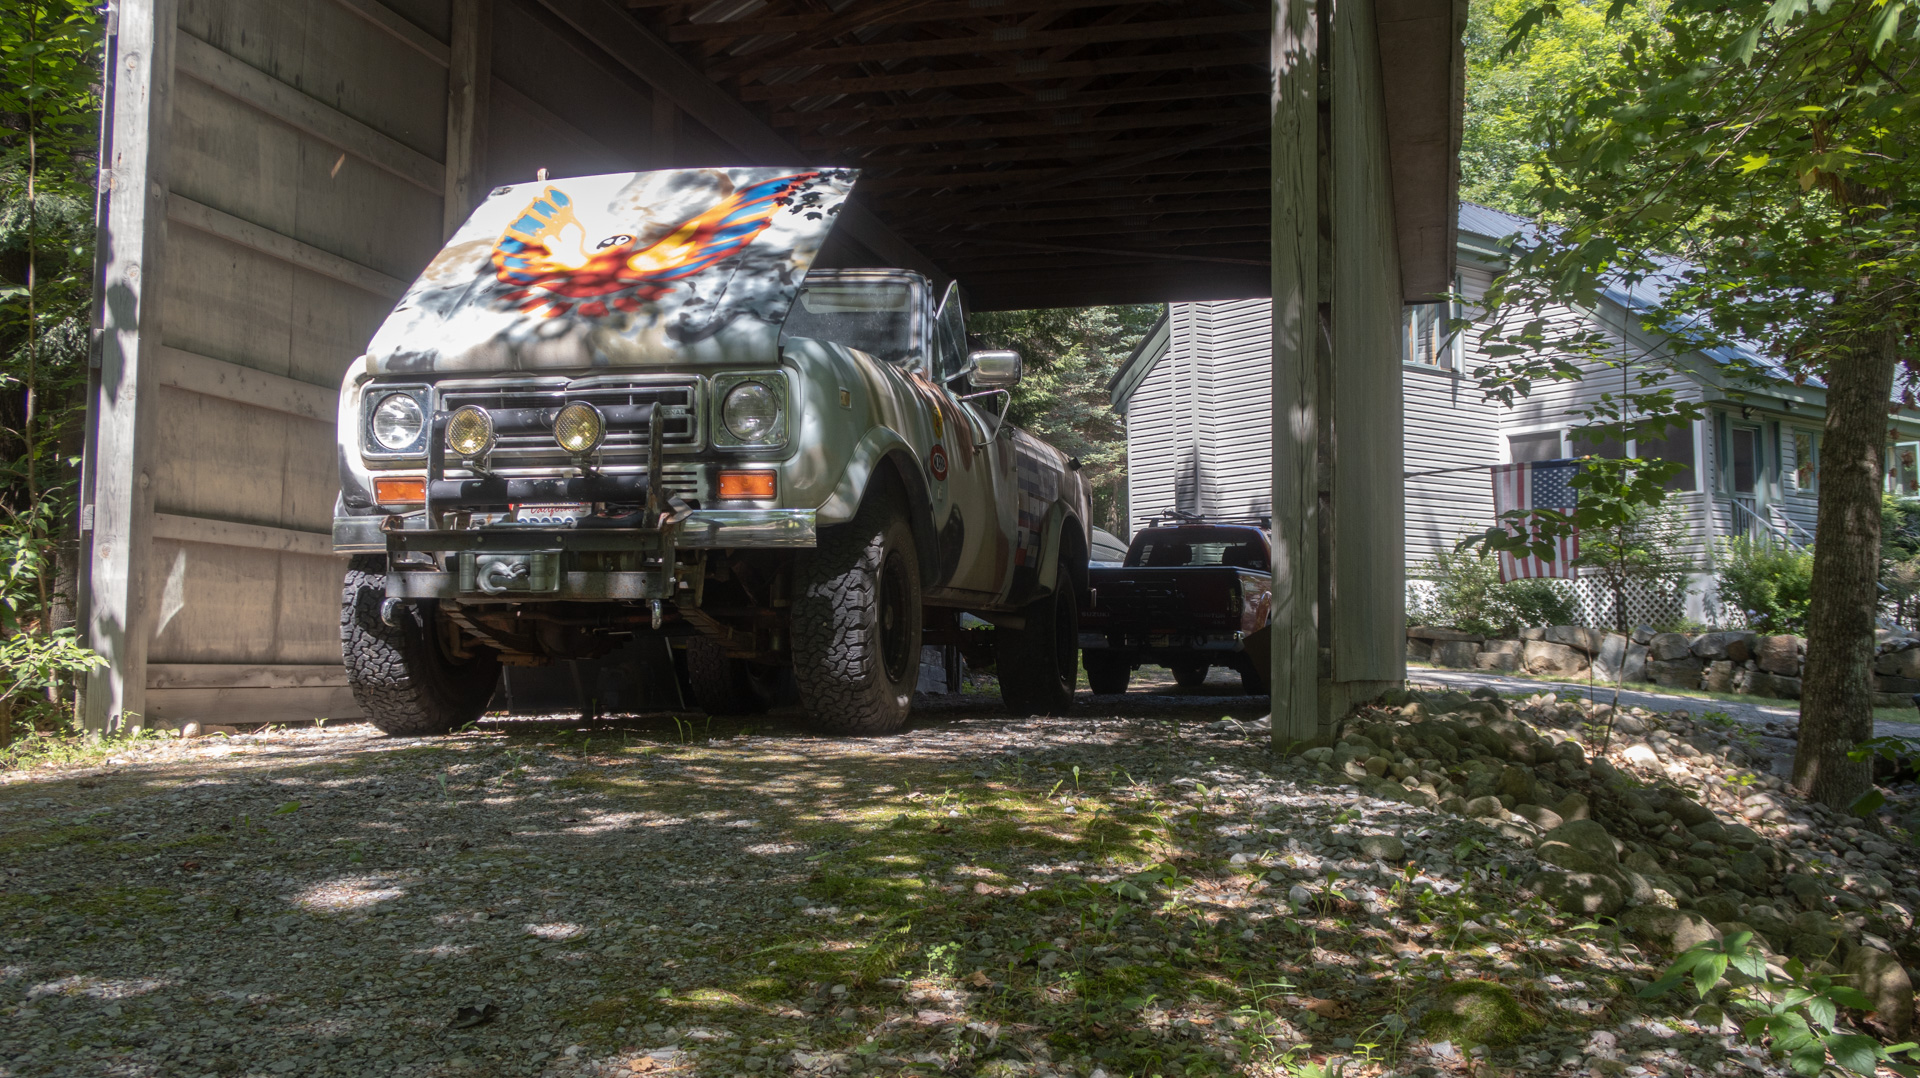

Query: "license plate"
left=512, top=503, right=589, bottom=527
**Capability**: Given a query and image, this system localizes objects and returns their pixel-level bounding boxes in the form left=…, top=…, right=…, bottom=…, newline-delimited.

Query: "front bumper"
left=333, top=509, right=816, bottom=555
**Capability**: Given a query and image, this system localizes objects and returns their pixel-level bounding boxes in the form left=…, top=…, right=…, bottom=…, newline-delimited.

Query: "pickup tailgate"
left=1083, top=567, right=1256, bottom=637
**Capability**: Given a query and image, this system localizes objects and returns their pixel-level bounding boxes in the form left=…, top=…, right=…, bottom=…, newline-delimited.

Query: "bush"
left=1410, top=544, right=1578, bottom=637
left=1714, top=537, right=1813, bottom=633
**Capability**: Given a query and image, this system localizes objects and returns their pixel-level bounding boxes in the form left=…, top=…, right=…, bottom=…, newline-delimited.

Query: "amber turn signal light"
left=373, top=476, right=427, bottom=505
left=717, top=471, right=777, bottom=500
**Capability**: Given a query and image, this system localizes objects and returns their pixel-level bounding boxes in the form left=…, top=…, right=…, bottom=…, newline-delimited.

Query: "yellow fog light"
left=446, top=405, right=495, bottom=458
left=553, top=401, right=605, bottom=454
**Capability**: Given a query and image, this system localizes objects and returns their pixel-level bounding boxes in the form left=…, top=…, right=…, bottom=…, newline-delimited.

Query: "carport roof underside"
left=555, top=0, right=1462, bottom=310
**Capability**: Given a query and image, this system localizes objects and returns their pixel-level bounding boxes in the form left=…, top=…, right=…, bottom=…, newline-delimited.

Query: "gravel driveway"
left=0, top=675, right=1854, bottom=1078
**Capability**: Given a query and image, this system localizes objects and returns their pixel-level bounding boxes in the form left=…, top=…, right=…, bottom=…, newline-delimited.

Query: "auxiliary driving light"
left=446, top=405, right=495, bottom=458
left=553, top=401, right=606, bottom=454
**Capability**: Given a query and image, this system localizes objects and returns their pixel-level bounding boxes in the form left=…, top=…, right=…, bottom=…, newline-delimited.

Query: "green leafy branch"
left=1640, top=932, right=1920, bottom=1076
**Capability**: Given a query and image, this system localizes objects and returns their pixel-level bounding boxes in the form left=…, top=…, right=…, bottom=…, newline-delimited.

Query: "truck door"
left=928, top=284, right=1015, bottom=597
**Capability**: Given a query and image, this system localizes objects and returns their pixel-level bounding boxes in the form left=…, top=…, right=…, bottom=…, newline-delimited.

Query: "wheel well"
left=1056, top=515, right=1090, bottom=598
left=863, top=449, right=942, bottom=588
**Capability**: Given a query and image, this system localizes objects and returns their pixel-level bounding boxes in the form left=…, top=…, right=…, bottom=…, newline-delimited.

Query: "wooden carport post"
left=82, top=0, right=178, bottom=731
left=1269, top=0, right=1322, bottom=745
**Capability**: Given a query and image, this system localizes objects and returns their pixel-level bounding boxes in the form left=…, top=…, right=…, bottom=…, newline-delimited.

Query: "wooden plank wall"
left=1327, top=0, right=1406, bottom=694
left=85, top=0, right=736, bottom=727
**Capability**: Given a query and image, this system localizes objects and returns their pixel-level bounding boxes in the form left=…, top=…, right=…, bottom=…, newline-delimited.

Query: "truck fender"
left=817, top=427, right=942, bottom=588
left=1035, top=507, right=1090, bottom=597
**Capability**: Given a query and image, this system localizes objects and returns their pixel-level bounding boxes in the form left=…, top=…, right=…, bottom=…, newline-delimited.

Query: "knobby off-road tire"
left=341, top=555, right=500, bottom=736
left=997, top=573, right=1079, bottom=716
left=1171, top=661, right=1209, bottom=690
left=686, top=638, right=773, bottom=716
left=1083, top=650, right=1130, bottom=695
left=791, top=493, right=922, bottom=735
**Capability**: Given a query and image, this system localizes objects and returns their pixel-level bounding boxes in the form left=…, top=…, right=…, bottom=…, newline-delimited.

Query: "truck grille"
left=436, top=375, right=698, bottom=476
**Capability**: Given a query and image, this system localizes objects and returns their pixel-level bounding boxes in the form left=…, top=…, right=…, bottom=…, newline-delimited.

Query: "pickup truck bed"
left=1077, top=520, right=1271, bottom=694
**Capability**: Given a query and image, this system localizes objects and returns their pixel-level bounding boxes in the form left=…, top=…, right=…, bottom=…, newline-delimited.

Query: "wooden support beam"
left=154, top=346, right=339, bottom=422
left=911, top=120, right=1269, bottom=221
left=444, top=0, right=494, bottom=236
left=1270, top=0, right=1323, bottom=743
left=151, top=513, right=337, bottom=558
left=738, top=47, right=1267, bottom=99
left=835, top=129, right=1266, bottom=171
left=730, top=14, right=1265, bottom=75
left=166, top=193, right=409, bottom=299
left=665, top=0, right=1175, bottom=40
left=532, top=0, right=943, bottom=280
left=703, top=0, right=940, bottom=79
left=85, top=0, right=178, bottom=732
left=799, top=107, right=1265, bottom=150
left=872, top=175, right=1271, bottom=206
left=175, top=33, right=444, bottom=195
left=852, top=156, right=1269, bottom=191
left=328, top=0, right=451, bottom=65
left=772, top=80, right=1260, bottom=127
left=148, top=664, right=350, bottom=690
left=916, top=235, right=1269, bottom=267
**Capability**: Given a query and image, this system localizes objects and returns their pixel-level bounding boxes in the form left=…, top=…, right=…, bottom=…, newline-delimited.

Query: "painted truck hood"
left=364, top=167, right=857, bottom=375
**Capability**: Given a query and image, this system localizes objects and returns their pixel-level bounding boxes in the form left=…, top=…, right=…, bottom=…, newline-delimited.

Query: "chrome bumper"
left=333, top=509, right=817, bottom=555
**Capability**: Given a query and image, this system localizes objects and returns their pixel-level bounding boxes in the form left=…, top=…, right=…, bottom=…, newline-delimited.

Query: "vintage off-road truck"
left=333, top=167, right=1091, bottom=735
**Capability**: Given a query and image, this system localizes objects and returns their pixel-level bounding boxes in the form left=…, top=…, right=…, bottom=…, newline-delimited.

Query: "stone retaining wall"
left=1407, top=625, right=1920, bottom=709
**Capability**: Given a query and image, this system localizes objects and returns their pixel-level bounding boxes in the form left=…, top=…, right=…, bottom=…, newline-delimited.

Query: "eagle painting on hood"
left=362, top=167, right=858, bottom=375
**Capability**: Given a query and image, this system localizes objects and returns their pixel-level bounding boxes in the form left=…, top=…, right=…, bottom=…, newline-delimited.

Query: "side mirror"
left=966, top=350, right=1022, bottom=389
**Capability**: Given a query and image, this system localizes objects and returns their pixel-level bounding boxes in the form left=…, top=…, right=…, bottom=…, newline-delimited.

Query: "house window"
left=1890, top=442, right=1920, bottom=496
left=1793, top=430, right=1817, bottom=491
left=1638, top=420, right=1698, bottom=492
left=1564, top=420, right=1696, bottom=491
left=1402, top=303, right=1453, bottom=369
left=1508, top=431, right=1563, bottom=462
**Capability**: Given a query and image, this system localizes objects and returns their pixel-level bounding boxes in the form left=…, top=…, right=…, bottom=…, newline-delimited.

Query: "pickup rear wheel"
left=341, top=556, right=500, bottom=736
left=1170, top=661, right=1209, bottom=690
left=1083, top=651, right=1130, bottom=695
left=686, top=639, right=773, bottom=715
left=997, top=579, right=1079, bottom=716
left=791, top=493, right=921, bottom=735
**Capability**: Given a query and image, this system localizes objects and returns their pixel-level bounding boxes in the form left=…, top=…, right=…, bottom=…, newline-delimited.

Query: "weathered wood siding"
left=85, top=0, right=723, bottom=726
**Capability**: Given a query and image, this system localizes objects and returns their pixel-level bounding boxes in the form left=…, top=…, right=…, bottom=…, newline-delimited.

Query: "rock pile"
left=1409, top=625, right=1920, bottom=708
left=1294, top=687, right=1920, bottom=1037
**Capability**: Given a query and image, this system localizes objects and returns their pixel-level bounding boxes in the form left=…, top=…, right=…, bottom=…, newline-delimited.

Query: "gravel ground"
left=0, top=671, right=1909, bottom=1078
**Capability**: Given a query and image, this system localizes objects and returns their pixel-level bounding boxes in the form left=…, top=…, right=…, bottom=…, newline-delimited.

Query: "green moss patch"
left=1422, top=979, right=1541, bottom=1047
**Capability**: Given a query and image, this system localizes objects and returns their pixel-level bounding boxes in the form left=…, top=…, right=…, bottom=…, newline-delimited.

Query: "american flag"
left=1491, top=460, right=1579, bottom=581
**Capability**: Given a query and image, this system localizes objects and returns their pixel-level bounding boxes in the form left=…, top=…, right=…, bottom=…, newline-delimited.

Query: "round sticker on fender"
left=929, top=444, right=949, bottom=481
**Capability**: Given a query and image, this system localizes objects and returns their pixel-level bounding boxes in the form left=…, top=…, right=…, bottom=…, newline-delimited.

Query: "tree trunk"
left=1792, top=325, right=1900, bottom=808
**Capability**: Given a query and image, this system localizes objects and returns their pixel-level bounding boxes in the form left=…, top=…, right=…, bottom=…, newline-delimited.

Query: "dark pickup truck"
left=1078, top=515, right=1272, bottom=694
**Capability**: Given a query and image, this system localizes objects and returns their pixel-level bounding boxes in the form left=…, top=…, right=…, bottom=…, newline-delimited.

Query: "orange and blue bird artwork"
left=488, top=172, right=820, bottom=319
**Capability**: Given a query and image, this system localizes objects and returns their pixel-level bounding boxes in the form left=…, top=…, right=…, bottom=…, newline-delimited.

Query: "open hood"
left=364, top=167, right=858, bottom=374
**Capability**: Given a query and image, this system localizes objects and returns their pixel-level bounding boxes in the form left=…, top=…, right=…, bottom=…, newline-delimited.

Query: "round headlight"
left=446, top=405, right=495, bottom=458
left=371, top=393, right=424, bottom=451
left=553, top=402, right=605, bottom=454
left=723, top=382, right=780, bottom=442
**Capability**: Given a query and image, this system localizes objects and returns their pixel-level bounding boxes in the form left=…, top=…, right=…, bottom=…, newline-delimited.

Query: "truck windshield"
left=1126, top=528, right=1269, bottom=571
left=781, top=281, right=917, bottom=365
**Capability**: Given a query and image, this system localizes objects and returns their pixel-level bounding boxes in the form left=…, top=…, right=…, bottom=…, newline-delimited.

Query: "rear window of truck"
left=1126, top=528, right=1269, bottom=570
